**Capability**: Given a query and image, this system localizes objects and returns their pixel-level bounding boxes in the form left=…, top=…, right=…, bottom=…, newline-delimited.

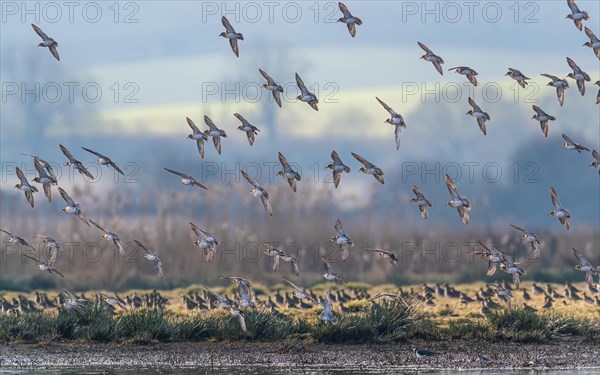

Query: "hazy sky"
left=1, top=1, right=599, bottom=226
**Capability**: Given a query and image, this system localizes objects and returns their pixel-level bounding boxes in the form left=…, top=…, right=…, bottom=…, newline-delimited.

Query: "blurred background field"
left=1, top=1, right=599, bottom=291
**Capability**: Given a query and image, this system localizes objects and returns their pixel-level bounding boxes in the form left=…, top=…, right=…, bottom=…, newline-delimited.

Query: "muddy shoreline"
left=1, top=340, right=599, bottom=371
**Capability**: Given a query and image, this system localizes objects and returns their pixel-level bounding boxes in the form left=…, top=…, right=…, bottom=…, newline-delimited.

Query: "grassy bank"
left=1, top=299, right=598, bottom=345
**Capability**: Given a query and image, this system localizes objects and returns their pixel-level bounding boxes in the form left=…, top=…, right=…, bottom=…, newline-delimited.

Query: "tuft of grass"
left=487, top=307, right=600, bottom=343
left=117, top=309, right=178, bottom=343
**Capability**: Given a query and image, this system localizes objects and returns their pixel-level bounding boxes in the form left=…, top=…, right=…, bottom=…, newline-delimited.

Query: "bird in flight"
left=32, top=24, right=59, bottom=61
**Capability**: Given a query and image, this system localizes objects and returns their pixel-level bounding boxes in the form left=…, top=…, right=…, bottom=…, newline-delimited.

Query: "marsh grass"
left=1, top=302, right=598, bottom=345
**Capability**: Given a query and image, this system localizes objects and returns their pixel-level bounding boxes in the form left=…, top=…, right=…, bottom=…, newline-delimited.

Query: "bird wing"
left=154, top=259, right=164, bottom=279
left=282, top=277, right=302, bottom=292
left=468, top=97, right=482, bottom=112
left=585, top=27, right=599, bottom=42
left=278, top=152, right=291, bottom=169
left=417, top=41, right=433, bottom=54
left=241, top=170, right=260, bottom=188
left=88, top=219, right=107, bottom=233
left=351, top=152, right=371, bottom=168
left=322, top=256, right=335, bottom=273
left=550, top=187, right=562, bottom=209
left=186, top=117, right=201, bottom=133
left=509, top=224, right=527, bottom=233
left=259, top=68, right=276, bottom=85
left=566, top=57, right=581, bottom=74
left=108, top=161, right=125, bottom=175
left=376, top=96, right=397, bottom=116
left=562, top=133, right=575, bottom=145
left=532, top=105, right=545, bottom=116
left=15, top=167, right=28, bottom=184
left=48, top=45, right=60, bottom=61
left=334, top=218, right=346, bottom=237
left=23, top=253, right=42, bottom=263
left=189, top=222, right=208, bottom=237
left=331, top=150, right=343, bottom=164
left=203, top=115, right=219, bottom=131
left=221, top=16, right=236, bottom=33
left=260, top=196, right=273, bottom=216
left=541, top=73, right=560, bottom=82
left=164, top=167, right=189, bottom=179
left=31, top=24, right=49, bottom=40
left=412, top=185, right=426, bottom=200
left=295, top=73, right=309, bottom=94
left=59, top=144, right=76, bottom=162
left=567, top=0, right=581, bottom=14
left=338, top=2, right=352, bottom=18
left=445, top=175, right=460, bottom=200
left=81, top=147, right=106, bottom=159
left=58, top=187, right=75, bottom=206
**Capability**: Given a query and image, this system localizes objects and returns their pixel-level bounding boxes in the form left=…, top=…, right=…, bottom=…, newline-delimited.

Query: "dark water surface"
left=1, top=368, right=600, bottom=375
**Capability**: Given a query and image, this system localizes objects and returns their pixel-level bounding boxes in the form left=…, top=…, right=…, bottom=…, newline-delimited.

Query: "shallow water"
left=1, top=368, right=600, bottom=375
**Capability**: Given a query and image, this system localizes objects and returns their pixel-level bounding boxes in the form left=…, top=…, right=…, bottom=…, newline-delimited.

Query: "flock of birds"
left=2, top=0, right=600, bottom=360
